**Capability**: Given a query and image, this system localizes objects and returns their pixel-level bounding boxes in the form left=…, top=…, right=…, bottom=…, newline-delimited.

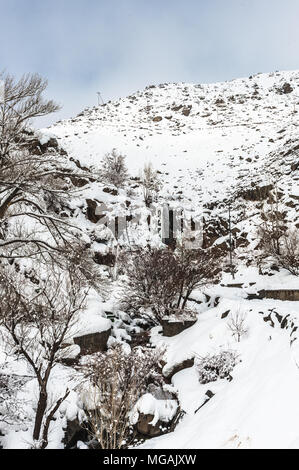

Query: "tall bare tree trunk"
left=33, top=387, right=48, bottom=442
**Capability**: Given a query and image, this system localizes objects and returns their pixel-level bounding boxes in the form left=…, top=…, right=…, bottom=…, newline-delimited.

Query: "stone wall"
left=262, top=289, right=299, bottom=301
left=73, top=328, right=111, bottom=355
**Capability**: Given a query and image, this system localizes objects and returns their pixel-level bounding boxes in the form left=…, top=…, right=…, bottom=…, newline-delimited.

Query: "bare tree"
left=175, top=244, right=222, bottom=309
left=257, top=189, right=299, bottom=276
left=120, top=248, right=180, bottom=324
left=0, top=72, right=60, bottom=163
left=265, top=229, right=299, bottom=276
left=0, top=71, right=93, bottom=267
left=79, top=345, right=163, bottom=449
left=0, top=263, right=88, bottom=448
left=121, top=246, right=221, bottom=324
left=257, top=186, right=286, bottom=257
left=100, top=149, right=128, bottom=188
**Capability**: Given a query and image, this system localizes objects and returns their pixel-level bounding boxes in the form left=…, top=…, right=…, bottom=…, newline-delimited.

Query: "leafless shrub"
left=273, top=229, right=299, bottom=276
left=120, top=248, right=179, bottom=324
left=139, top=163, right=160, bottom=207
left=257, top=211, right=286, bottom=257
left=257, top=186, right=286, bottom=258
left=227, top=310, right=248, bottom=342
left=120, top=246, right=221, bottom=325
left=258, top=222, right=299, bottom=276
left=79, top=345, right=163, bottom=449
left=0, top=263, right=88, bottom=448
left=100, top=149, right=128, bottom=188
left=175, top=244, right=222, bottom=309
left=0, top=365, right=29, bottom=429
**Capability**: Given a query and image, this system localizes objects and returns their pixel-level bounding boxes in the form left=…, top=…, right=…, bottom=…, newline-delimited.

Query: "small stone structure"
left=163, top=357, right=195, bottom=381
left=248, top=289, right=299, bottom=301
left=161, top=319, right=197, bottom=337
left=261, top=290, right=299, bottom=301
left=73, top=328, right=111, bottom=355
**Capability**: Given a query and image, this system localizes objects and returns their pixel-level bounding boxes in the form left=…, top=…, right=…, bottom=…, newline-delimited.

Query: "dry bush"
left=257, top=188, right=286, bottom=258
left=100, top=149, right=128, bottom=188
left=227, top=310, right=248, bottom=342
left=258, top=224, right=299, bottom=277
left=175, top=244, right=222, bottom=309
left=196, top=350, right=239, bottom=384
left=274, top=229, right=299, bottom=276
left=120, top=248, right=179, bottom=324
left=79, top=345, right=163, bottom=449
left=0, top=367, right=29, bottom=429
left=121, top=246, right=222, bottom=324
left=140, top=163, right=160, bottom=207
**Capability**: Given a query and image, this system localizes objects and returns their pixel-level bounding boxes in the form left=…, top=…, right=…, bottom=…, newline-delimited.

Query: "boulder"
left=278, top=82, right=294, bottom=94
left=136, top=413, right=166, bottom=437
left=86, top=199, right=105, bottom=223
left=63, top=418, right=88, bottom=449
left=182, top=105, right=192, bottom=116
left=103, top=187, right=118, bottom=196
left=94, top=251, right=116, bottom=267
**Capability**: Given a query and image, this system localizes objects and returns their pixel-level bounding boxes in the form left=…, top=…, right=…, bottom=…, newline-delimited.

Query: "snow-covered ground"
left=142, top=279, right=299, bottom=449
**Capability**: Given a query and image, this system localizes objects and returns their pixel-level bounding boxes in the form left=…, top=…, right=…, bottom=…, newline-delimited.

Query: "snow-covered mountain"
left=2, top=71, right=298, bottom=450
left=46, top=69, right=299, bottom=211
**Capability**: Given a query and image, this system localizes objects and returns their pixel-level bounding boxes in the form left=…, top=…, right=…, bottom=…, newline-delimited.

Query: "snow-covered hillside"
left=45, top=70, right=299, bottom=209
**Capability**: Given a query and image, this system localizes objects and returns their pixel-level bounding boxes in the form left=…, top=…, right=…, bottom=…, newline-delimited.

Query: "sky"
left=1, top=0, right=299, bottom=127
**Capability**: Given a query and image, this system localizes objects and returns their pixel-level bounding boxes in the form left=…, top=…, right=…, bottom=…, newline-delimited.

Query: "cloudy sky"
left=1, top=0, right=299, bottom=126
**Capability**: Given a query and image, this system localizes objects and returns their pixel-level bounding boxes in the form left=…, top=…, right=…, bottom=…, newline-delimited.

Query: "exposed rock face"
left=94, top=251, right=116, bottom=266
left=182, top=105, right=192, bottom=116
left=277, top=82, right=294, bottom=94
left=25, top=135, right=59, bottom=155
left=102, top=187, right=118, bottom=196
left=85, top=199, right=104, bottom=223
left=153, top=116, right=163, bottom=122
left=73, top=328, right=111, bottom=355
left=238, top=184, right=273, bottom=201
left=161, top=319, right=197, bottom=337
left=202, top=216, right=228, bottom=248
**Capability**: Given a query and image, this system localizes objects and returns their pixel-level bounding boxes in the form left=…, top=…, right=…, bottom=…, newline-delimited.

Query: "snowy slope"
left=142, top=290, right=299, bottom=449
left=44, top=70, right=299, bottom=210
